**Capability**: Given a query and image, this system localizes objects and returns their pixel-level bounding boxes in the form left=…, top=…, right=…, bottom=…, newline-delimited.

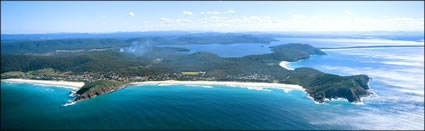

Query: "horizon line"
left=2, top=30, right=424, bottom=35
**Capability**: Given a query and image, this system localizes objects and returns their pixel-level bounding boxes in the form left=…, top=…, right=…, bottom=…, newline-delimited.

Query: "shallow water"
left=2, top=82, right=358, bottom=130
left=2, top=38, right=424, bottom=129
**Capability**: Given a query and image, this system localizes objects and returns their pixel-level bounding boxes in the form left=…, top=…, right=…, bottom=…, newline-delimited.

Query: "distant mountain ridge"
left=2, top=31, right=423, bottom=41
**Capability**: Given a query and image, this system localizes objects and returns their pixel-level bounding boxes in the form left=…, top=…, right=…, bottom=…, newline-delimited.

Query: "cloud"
left=206, top=11, right=220, bottom=15
left=200, top=10, right=236, bottom=15
left=210, top=16, right=227, bottom=19
left=344, top=10, right=352, bottom=15
left=227, top=10, right=235, bottom=13
left=182, top=11, right=193, bottom=15
left=154, top=14, right=424, bottom=32
left=160, top=17, right=173, bottom=23
left=160, top=18, right=193, bottom=23
left=175, top=19, right=192, bottom=22
left=129, top=12, right=135, bottom=16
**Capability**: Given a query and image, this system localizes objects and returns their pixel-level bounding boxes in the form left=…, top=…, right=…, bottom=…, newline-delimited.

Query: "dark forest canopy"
left=1, top=33, right=276, bottom=55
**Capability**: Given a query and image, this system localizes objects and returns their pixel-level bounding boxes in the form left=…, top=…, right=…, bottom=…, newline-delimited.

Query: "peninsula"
left=1, top=34, right=373, bottom=104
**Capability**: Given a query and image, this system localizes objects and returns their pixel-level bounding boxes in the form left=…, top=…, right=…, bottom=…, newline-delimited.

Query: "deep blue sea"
left=1, top=38, right=424, bottom=130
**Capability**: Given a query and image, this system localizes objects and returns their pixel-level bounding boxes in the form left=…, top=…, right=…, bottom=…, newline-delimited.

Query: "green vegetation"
left=1, top=38, right=128, bottom=54
left=1, top=71, right=25, bottom=78
left=74, top=80, right=128, bottom=102
left=1, top=34, right=275, bottom=55
left=285, top=67, right=371, bottom=102
left=126, top=34, right=276, bottom=45
left=1, top=37, right=371, bottom=103
left=28, top=68, right=61, bottom=77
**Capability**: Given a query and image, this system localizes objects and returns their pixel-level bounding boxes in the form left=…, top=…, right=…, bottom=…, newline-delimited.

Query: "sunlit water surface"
left=2, top=38, right=424, bottom=130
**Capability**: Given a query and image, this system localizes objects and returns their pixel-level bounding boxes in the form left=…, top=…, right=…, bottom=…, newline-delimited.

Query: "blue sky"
left=1, top=1, right=424, bottom=34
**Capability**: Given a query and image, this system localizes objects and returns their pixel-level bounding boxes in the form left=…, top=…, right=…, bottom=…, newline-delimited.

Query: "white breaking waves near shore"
left=299, top=47, right=424, bottom=130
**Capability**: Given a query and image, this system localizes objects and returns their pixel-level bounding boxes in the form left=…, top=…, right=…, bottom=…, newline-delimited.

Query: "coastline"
left=130, top=80, right=305, bottom=92
left=2, top=78, right=369, bottom=105
left=279, top=61, right=294, bottom=70
left=1, top=78, right=84, bottom=89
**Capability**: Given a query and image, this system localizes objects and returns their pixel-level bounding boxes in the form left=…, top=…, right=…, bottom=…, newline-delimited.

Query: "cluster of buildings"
left=2, top=70, right=277, bottom=83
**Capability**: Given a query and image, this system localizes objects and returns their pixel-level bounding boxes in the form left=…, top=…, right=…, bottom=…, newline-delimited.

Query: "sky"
left=1, top=1, right=424, bottom=34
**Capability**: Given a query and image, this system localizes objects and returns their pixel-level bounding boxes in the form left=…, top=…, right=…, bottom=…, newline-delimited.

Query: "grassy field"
left=181, top=72, right=200, bottom=75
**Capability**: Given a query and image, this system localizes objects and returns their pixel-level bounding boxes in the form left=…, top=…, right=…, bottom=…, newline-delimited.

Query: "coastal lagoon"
left=1, top=38, right=424, bottom=130
left=160, top=38, right=424, bottom=57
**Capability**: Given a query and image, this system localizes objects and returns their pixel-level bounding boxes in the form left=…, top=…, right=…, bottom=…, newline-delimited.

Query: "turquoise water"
left=2, top=38, right=424, bottom=129
left=2, top=82, right=359, bottom=130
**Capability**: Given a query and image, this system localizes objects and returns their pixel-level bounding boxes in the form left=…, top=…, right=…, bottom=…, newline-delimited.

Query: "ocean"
left=1, top=38, right=424, bottom=130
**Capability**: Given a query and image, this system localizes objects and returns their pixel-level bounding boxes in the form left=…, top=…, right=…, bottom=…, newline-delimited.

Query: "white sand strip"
left=279, top=61, right=294, bottom=70
left=130, top=80, right=305, bottom=92
left=2, top=79, right=84, bottom=89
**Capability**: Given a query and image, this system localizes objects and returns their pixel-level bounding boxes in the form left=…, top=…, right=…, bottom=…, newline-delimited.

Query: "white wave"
left=158, top=84, right=173, bottom=86
left=62, top=100, right=75, bottom=107
left=278, top=38, right=425, bottom=46
left=392, top=88, right=424, bottom=95
left=316, top=38, right=424, bottom=45
left=2, top=79, right=84, bottom=89
left=336, top=50, right=424, bottom=62
left=381, top=61, right=424, bottom=67
left=323, top=47, right=424, bottom=51
left=201, top=85, right=213, bottom=88
left=184, top=85, right=199, bottom=87
left=319, top=65, right=424, bottom=89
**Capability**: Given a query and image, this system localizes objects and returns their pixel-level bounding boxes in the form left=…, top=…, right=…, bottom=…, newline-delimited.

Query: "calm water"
left=2, top=38, right=424, bottom=129
left=160, top=38, right=424, bottom=57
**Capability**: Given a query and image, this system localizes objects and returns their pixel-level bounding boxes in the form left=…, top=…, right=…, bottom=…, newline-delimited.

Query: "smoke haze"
left=120, top=41, right=154, bottom=56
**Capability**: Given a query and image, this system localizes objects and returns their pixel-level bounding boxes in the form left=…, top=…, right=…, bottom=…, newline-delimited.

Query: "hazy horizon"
left=1, top=1, right=424, bottom=34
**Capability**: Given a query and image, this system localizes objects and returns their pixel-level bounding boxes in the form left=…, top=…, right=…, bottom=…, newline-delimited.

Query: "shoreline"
left=279, top=61, right=294, bottom=70
left=1, top=78, right=84, bottom=89
left=130, top=80, right=305, bottom=92
left=2, top=78, right=369, bottom=105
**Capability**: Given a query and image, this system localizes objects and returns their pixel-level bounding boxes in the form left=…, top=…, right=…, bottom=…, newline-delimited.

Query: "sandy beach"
left=279, top=61, right=294, bottom=70
left=2, top=79, right=84, bottom=89
left=130, top=80, right=305, bottom=92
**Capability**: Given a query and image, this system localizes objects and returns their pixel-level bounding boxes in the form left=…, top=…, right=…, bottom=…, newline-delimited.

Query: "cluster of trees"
left=1, top=34, right=276, bottom=55
left=1, top=41, right=372, bottom=103
left=1, top=39, right=128, bottom=54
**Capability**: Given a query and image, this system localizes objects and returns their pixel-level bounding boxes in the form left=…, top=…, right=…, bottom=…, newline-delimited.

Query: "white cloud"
left=210, top=16, right=227, bottom=19
left=182, top=11, right=193, bottom=15
left=160, top=18, right=193, bottom=23
left=201, top=10, right=236, bottom=15
left=344, top=10, right=352, bottom=15
left=129, top=12, right=135, bottom=16
left=175, top=19, right=192, bottom=22
left=206, top=11, right=220, bottom=15
left=160, top=17, right=173, bottom=23
left=154, top=14, right=424, bottom=32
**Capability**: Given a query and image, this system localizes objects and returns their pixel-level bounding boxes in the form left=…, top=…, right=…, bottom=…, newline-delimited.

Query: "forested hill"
left=1, top=43, right=373, bottom=103
left=1, top=33, right=276, bottom=55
